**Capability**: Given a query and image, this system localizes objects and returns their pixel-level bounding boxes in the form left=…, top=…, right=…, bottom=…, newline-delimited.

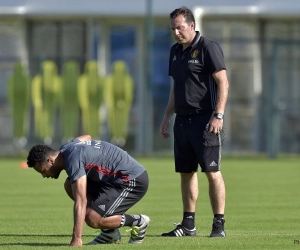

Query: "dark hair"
left=27, top=145, right=55, bottom=168
left=170, top=6, right=195, bottom=28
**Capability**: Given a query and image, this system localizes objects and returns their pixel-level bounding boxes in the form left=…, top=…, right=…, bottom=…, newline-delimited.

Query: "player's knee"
left=85, top=208, right=103, bottom=228
left=205, top=170, right=222, bottom=181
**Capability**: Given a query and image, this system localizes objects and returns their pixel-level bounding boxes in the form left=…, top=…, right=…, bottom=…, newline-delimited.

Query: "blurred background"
left=0, top=0, right=299, bottom=158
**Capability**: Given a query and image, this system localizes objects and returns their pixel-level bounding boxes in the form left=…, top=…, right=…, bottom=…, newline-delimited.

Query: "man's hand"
left=159, top=118, right=170, bottom=139
left=76, top=135, right=92, bottom=142
left=160, top=84, right=175, bottom=139
left=208, top=117, right=223, bottom=135
left=70, top=236, right=82, bottom=246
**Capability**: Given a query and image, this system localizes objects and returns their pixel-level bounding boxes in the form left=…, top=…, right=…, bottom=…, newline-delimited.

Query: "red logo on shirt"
left=85, top=164, right=130, bottom=182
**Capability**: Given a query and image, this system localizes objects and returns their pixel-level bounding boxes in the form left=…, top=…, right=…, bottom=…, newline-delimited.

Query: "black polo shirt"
left=168, top=31, right=226, bottom=115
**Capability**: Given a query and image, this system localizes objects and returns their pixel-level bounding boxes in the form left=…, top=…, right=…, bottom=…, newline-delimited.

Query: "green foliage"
left=8, top=62, right=30, bottom=138
left=0, top=156, right=299, bottom=249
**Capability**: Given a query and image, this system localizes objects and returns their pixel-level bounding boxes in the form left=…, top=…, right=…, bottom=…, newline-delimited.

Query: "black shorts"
left=87, top=171, right=148, bottom=217
left=174, top=112, right=223, bottom=173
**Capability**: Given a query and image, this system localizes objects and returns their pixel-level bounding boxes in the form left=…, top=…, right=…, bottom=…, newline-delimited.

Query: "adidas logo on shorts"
left=209, top=161, right=218, bottom=167
left=98, top=205, right=106, bottom=211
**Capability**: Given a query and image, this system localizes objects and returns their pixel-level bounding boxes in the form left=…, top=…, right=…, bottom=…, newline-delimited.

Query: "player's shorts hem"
left=201, top=168, right=221, bottom=173
left=89, top=171, right=148, bottom=216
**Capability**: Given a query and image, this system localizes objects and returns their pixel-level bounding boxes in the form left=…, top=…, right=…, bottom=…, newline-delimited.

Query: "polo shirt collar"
left=178, top=31, right=201, bottom=51
left=191, top=31, right=201, bottom=49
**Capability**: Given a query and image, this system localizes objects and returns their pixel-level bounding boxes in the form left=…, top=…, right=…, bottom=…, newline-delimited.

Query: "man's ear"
left=190, top=22, right=195, bottom=30
left=47, top=157, right=55, bottom=165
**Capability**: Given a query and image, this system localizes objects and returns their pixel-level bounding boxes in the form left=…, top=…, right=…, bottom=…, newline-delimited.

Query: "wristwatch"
left=214, top=113, right=224, bottom=120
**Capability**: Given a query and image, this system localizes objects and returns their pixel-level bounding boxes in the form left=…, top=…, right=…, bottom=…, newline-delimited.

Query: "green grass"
left=0, top=156, right=299, bottom=249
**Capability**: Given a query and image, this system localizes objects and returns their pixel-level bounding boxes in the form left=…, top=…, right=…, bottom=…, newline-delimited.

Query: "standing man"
left=26, top=135, right=150, bottom=246
left=159, top=6, right=229, bottom=237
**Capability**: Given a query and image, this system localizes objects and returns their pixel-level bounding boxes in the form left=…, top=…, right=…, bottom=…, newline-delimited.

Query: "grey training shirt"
left=59, top=138, right=145, bottom=183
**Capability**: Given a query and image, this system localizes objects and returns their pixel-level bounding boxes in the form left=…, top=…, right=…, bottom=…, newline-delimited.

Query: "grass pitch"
left=0, top=156, right=299, bottom=249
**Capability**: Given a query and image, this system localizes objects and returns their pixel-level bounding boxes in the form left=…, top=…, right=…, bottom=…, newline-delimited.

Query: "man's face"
left=33, top=158, right=61, bottom=179
left=170, top=14, right=195, bottom=45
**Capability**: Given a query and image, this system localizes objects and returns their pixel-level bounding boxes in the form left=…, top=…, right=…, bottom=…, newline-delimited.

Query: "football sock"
left=214, top=214, right=224, bottom=219
left=182, top=212, right=195, bottom=230
left=119, top=214, right=144, bottom=227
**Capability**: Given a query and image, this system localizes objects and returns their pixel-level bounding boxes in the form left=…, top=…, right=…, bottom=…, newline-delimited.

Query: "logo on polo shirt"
left=188, top=49, right=199, bottom=63
left=191, top=49, right=199, bottom=58
left=188, top=59, right=199, bottom=63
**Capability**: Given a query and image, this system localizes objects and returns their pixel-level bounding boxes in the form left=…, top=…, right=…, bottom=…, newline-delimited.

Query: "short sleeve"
left=204, top=42, right=226, bottom=74
left=63, top=147, right=86, bottom=183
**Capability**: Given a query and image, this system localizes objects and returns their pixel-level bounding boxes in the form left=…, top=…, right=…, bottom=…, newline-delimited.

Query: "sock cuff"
left=119, top=214, right=126, bottom=227
left=214, top=214, right=224, bottom=219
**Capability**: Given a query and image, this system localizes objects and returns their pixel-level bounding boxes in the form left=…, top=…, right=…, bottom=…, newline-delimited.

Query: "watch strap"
left=214, top=113, right=224, bottom=119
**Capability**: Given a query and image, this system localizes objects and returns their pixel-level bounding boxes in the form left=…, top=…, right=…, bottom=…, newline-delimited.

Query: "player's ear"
left=47, top=157, right=55, bottom=165
left=190, top=22, right=195, bottom=30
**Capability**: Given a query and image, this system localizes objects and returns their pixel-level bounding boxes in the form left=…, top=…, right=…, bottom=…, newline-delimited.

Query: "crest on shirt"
left=191, top=49, right=199, bottom=58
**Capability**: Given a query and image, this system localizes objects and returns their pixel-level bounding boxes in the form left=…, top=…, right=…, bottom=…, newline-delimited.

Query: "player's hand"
left=159, top=118, right=170, bottom=139
left=208, top=117, right=223, bottom=135
left=70, top=237, right=82, bottom=246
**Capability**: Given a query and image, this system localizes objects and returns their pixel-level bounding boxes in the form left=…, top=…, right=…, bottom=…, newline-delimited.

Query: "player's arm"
left=163, top=83, right=175, bottom=119
left=159, top=83, right=175, bottom=139
left=209, top=69, right=229, bottom=134
left=76, top=135, right=92, bottom=142
left=213, top=69, right=229, bottom=115
left=70, top=175, right=87, bottom=247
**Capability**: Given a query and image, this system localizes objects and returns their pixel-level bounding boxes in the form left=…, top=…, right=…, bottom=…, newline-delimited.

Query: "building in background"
left=0, top=0, right=299, bottom=157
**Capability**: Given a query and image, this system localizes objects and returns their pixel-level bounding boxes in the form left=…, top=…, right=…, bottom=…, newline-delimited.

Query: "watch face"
left=215, top=113, right=223, bottom=119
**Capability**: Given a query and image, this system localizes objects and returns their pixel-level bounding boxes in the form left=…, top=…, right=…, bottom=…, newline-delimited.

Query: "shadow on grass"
left=0, top=234, right=94, bottom=237
left=0, top=234, right=164, bottom=238
left=0, top=233, right=208, bottom=247
left=0, top=243, right=67, bottom=247
left=0, top=233, right=94, bottom=247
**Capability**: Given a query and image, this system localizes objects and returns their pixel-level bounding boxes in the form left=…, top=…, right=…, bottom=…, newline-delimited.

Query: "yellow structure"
left=31, top=61, right=61, bottom=143
left=78, top=60, right=104, bottom=138
left=8, top=62, right=30, bottom=144
left=104, top=60, right=134, bottom=146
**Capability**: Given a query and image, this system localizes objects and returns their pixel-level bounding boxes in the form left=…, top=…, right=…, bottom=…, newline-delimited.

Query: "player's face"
left=170, top=14, right=195, bottom=45
left=33, top=160, right=61, bottom=179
